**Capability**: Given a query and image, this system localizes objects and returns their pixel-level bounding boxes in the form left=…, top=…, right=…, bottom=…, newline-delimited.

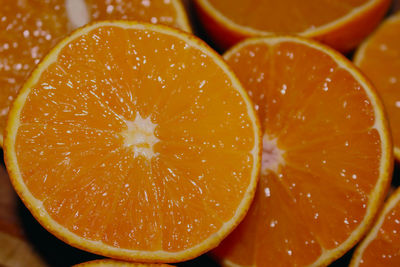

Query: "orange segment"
left=0, top=0, right=190, bottom=145
left=350, top=187, right=400, bottom=267
left=354, top=12, right=400, bottom=160
left=213, top=37, right=393, bottom=266
left=4, top=21, right=260, bottom=262
left=194, top=0, right=390, bottom=52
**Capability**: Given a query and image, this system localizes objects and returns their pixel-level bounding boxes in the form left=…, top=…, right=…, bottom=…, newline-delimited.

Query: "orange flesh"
left=87, top=0, right=182, bottom=27
left=356, top=14, right=400, bottom=155
left=358, top=194, right=400, bottom=266
left=0, top=0, right=188, bottom=144
left=14, top=25, right=257, bottom=252
left=215, top=41, right=382, bottom=266
left=0, top=0, right=70, bottom=140
left=205, top=0, right=368, bottom=33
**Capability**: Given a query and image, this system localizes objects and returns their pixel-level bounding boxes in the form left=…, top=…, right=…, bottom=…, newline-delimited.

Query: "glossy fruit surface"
left=354, top=12, right=400, bottom=160
left=0, top=0, right=190, bottom=145
left=350, top=187, right=400, bottom=266
left=213, top=36, right=393, bottom=266
left=194, top=0, right=390, bottom=52
left=4, top=21, right=260, bottom=262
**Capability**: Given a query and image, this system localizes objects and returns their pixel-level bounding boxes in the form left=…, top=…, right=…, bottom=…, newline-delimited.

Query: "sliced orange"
left=87, top=0, right=190, bottom=31
left=74, top=259, right=173, bottom=266
left=194, top=0, right=390, bottom=52
left=0, top=163, right=46, bottom=267
left=0, top=0, right=190, bottom=145
left=350, top=187, right=400, bottom=266
left=212, top=36, right=393, bottom=266
left=0, top=231, right=46, bottom=267
left=354, top=12, right=400, bottom=160
left=4, top=21, right=260, bottom=262
left=0, top=162, right=22, bottom=238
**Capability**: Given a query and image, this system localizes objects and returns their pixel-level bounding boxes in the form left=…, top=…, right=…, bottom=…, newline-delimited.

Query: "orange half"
left=0, top=0, right=190, bottom=145
left=73, top=259, right=174, bottom=267
left=194, top=0, right=390, bottom=52
left=0, top=162, right=46, bottom=267
left=213, top=36, right=393, bottom=266
left=350, top=187, right=400, bottom=266
left=4, top=22, right=260, bottom=262
left=354, top=12, right=400, bottom=160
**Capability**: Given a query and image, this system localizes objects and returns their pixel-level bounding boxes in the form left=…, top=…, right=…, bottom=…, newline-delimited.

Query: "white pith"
left=66, top=0, right=90, bottom=29
left=121, top=112, right=159, bottom=159
left=261, top=135, right=284, bottom=174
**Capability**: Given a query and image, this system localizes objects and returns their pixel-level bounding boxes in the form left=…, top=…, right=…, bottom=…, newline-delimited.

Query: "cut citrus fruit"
left=194, top=0, right=390, bottom=52
left=87, top=0, right=190, bottom=31
left=74, top=259, right=173, bottom=266
left=212, top=36, right=393, bottom=266
left=350, top=187, right=400, bottom=266
left=0, top=164, right=46, bottom=267
left=354, top=12, right=400, bottom=160
left=0, top=162, right=22, bottom=238
left=0, top=231, right=46, bottom=267
left=0, top=0, right=190, bottom=146
left=4, top=21, right=260, bottom=262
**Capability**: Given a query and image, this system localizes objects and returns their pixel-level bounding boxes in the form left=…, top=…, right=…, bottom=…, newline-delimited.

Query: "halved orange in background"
left=354, top=12, right=400, bottom=160
left=212, top=36, right=393, bottom=266
left=350, top=187, right=400, bottom=266
left=0, top=0, right=190, bottom=145
left=0, top=163, right=46, bottom=267
left=74, top=259, right=174, bottom=266
left=87, top=0, right=190, bottom=30
left=0, top=229, right=46, bottom=267
left=194, top=0, right=390, bottom=52
left=4, top=21, right=260, bottom=263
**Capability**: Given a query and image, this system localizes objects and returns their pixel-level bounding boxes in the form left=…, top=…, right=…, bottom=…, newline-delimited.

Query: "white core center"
left=66, top=0, right=90, bottom=29
left=261, top=135, right=284, bottom=174
left=121, top=112, right=160, bottom=159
